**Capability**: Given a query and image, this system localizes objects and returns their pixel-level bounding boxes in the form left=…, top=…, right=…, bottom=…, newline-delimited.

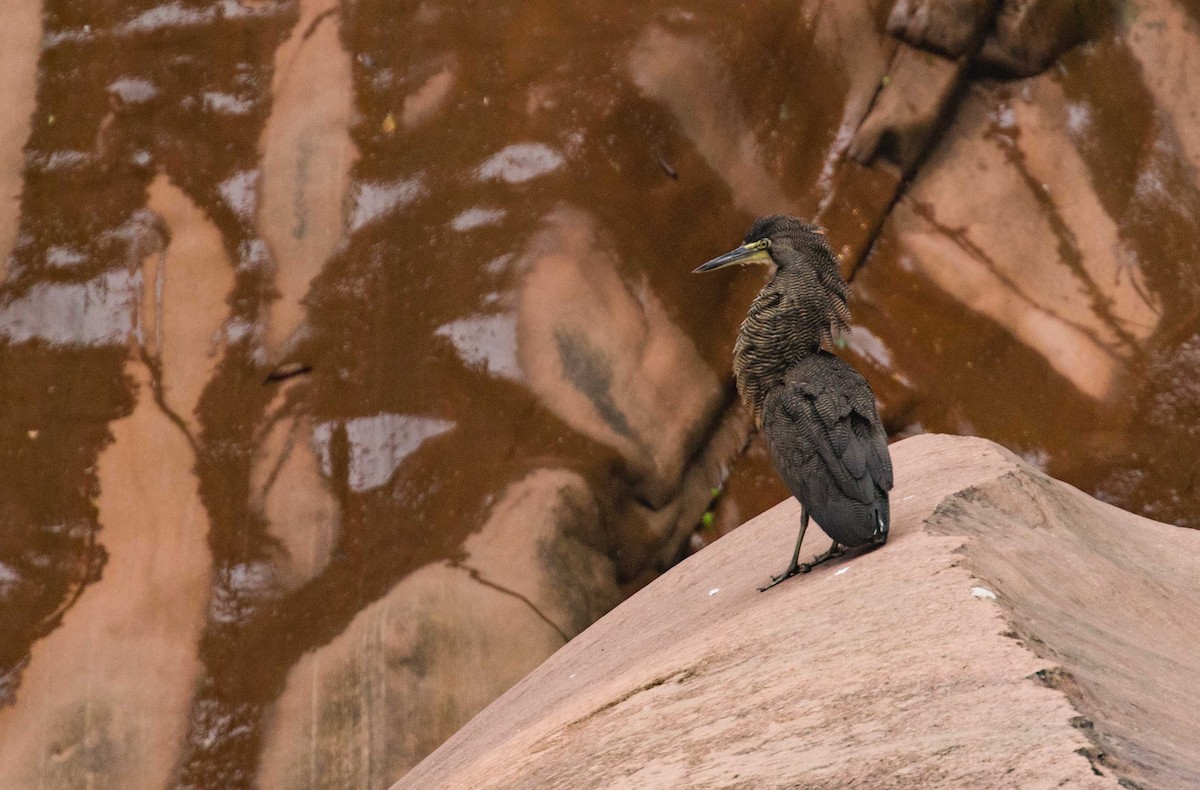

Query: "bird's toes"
left=759, top=567, right=803, bottom=591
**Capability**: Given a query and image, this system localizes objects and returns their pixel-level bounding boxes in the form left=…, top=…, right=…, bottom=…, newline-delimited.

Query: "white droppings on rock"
left=992, top=104, right=1016, bottom=130
left=971, top=586, right=997, bottom=601
left=1065, top=102, right=1091, bottom=137
left=222, top=318, right=256, bottom=345
left=312, top=414, right=455, bottom=492
left=0, top=562, right=19, bottom=587
left=450, top=206, right=506, bottom=232
left=484, top=253, right=514, bottom=274
left=218, top=169, right=259, bottom=221
left=203, top=91, right=254, bottom=115
left=237, top=239, right=270, bottom=272
left=707, top=588, right=720, bottom=596
left=26, top=149, right=93, bottom=173
left=44, top=245, right=87, bottom=269
left=109, top=77, right=159, bottom=105
left=210, top=561, right=275, bottom=625
left=846, top=324, right=894, bottom=369
left=477, top=143, right=564, bottom=184
left=435, top=313, right=521, bottom=380
left=347, top=176, right=426, bottom=231
left=0, top=269, right=140, bottom=347
left=119, top=1, right=211, bottom=34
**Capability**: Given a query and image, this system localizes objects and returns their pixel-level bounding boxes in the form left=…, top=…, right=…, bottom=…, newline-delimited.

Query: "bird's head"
left=692, top=215, right=835, bottom=274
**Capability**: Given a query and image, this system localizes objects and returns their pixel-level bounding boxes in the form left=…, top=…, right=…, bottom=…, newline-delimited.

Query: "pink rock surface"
left=0, top=0, right=38, bottom=281
left=397, top=433, right=1200, bottom=789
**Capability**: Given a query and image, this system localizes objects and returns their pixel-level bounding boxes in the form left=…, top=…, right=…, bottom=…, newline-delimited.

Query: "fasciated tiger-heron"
left=694, top=216, right=893, bottom=591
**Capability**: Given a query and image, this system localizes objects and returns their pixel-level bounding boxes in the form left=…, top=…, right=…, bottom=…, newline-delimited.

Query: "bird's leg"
left=758, top=510, right=810, bottom=592
left=798, top=541, right=844, bottom=572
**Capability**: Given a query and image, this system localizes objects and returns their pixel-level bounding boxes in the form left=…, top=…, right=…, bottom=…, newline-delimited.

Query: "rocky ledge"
left=396, top=433, right=1200, bottom=790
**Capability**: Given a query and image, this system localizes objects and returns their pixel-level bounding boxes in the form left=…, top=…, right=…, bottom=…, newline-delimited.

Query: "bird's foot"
left=797, top=543, right=844, bottom=573
left=758, top=543, right=846, bottom=591
left=758, top=564, right=806, bottom=592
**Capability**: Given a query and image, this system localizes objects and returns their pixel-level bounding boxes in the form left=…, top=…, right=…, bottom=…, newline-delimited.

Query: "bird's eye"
left=759, top=239, right=771, bottom=249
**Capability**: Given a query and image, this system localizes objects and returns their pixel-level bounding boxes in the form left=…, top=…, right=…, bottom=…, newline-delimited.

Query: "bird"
left=693, top=215, right=893, bottom=591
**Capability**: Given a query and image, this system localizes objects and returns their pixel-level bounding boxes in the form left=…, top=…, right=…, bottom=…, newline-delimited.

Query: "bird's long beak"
left=692, top=242, right=773, bottom=273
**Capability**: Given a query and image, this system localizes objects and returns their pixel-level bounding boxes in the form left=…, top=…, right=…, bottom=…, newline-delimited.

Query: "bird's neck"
left=732, top=267, right=847, bottom=418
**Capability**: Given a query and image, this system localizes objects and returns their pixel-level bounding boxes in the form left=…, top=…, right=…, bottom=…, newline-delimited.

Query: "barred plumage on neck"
left=695, top=215, right=851, bottom=420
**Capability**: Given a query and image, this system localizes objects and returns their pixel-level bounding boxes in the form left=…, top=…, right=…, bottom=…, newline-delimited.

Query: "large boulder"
left=397, top=434, right=1200, bottom=789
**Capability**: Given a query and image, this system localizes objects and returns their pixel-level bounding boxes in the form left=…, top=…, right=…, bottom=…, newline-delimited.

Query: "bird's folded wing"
left=867, top=419, right=894, bottom=491
left=778, top=380, right=880, bottom=505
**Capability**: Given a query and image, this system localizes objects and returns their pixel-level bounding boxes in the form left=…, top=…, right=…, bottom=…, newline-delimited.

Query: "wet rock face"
left=1, top=0, right=1200, bottom=788
left=983, top=0, right=1112, bottom=76
left=1091, top=331, right=1200, bottom=530
left=887, top=0, right=997, bottom=57
left=257, top=469, right=622, bottom=789
left=848, top=42, right=961, bottom=174
left=841, top=1, right=1200, bottom=527
left=514, top=205, right=723, bottom=508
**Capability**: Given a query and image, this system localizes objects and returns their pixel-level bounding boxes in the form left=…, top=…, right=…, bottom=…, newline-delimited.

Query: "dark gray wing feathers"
left=772, top=356, right=892, bottom=507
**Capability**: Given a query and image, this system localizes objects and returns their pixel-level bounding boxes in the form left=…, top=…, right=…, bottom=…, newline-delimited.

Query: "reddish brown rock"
left=627, top=24, right=790, bottom=216
left=0, top=363, right=213, bottom=789
left=0, top=177, right=238, bottom=788
left=515, top=205, right=724, bottom=508
left=816, top=158, right=903, bottom=280
left=256, top=469, right=624, bottom=786
left=140, top=176, right=237, bottom=434
left=981, top=0, right=1110, bottom=76
left=849, top=43, right=962, bottom=174
left=1125, top=0, right=1200, bottom=176
left=887, top=0, right=998, bottom=56
left=880, top=78, right=1159, bottom=402
left=258, top=0, right=356, bottom=352
left=252, top=410, right=339, bottom=590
